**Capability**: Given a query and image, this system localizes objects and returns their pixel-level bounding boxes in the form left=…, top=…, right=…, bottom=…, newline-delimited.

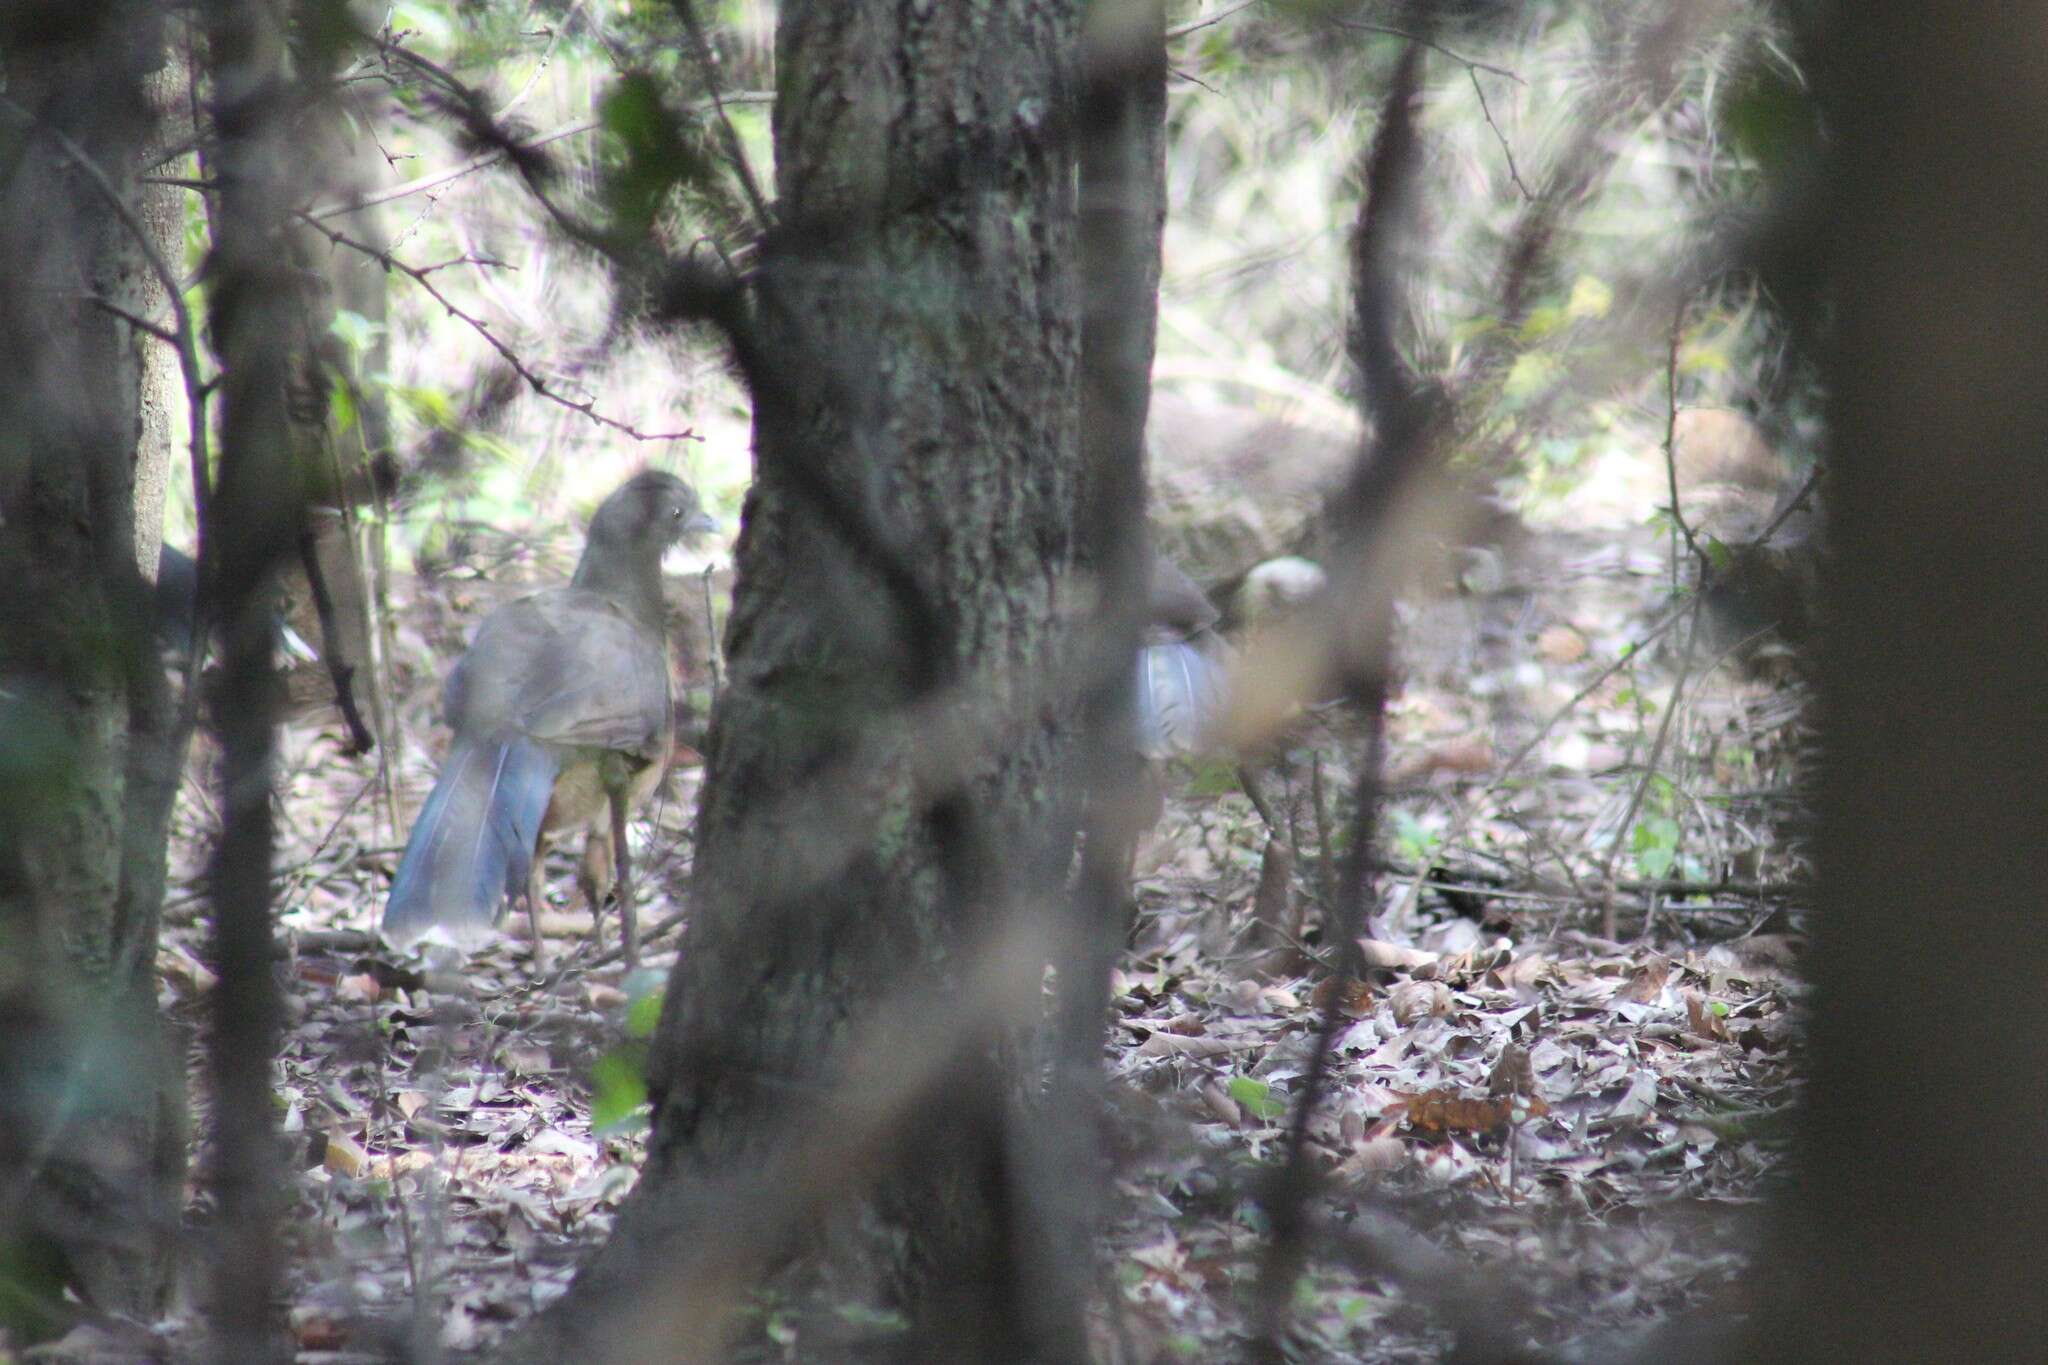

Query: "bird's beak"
left=683, top=509, right=720, bottom=539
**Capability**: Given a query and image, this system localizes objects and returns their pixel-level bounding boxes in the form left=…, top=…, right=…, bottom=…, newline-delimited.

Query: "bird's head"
left=591, top=469, right=720, bottom=557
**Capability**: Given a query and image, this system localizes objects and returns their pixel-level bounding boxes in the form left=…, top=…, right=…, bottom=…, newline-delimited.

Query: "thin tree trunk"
left=197, top=0, right=304, bottom=1354
left=1033, top=0, right=1168, bottom=1351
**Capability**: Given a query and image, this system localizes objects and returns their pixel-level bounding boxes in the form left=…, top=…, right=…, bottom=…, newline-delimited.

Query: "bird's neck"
left=571, top=547, right=666, bottom=636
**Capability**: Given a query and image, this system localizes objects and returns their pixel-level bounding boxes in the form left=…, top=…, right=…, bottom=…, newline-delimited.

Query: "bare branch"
left=1333, top=17, right=1525, bottom=83
left=1661, top=295, right=1705, bottom=563
left=1469, top=66, right=1532, bottom=200
left=296, top=213, right=700, bottom=444
left=669, top=0, right=774, bottom=229
left=306, top=117, right=598, bottom=220
left=88, top=296, right=178, bottom=342
left=0, top=96, right=216, bottom=525
left=1167, top=0, right=1259, bottom=42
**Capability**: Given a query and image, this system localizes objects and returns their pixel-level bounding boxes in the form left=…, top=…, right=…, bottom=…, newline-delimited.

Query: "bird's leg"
left=526, top=846, right=549, bottom=972
left=577, top=830, right=614, bottom=952
left=609, top=789, right=638, bottom=968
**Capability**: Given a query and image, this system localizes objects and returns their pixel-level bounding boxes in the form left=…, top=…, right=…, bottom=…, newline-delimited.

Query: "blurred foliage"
left=589, top=962, right=665, bottom=1134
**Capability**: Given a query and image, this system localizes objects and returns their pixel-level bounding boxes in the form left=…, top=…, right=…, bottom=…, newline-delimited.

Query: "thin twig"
left=1388, top=597, right=1696, bottom=928
left=1333, top=19, right=1525, bottom=83
left=1661, top=294, right=1704, bottom=565
left=88, top=296, right=178, bottom=342
left=296, top=212, right=699, bottom=443
left=495, top=1, right=579, bottom=121
left=1597, top=600, right=1704, bottom=939
left=306, top=117, right=596, bottom=219
left=670, top=0, right=774, bottom=229
left=1167, top=0, right=1258, bottom=42
left=1469, top=67, right=1532, bottom=200
left=699, top=564, right=723, bottom=707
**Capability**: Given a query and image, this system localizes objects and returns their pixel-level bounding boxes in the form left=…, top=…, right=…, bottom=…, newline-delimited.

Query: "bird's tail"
left=1136, top=639, right=1230, bottom=760
left=382, top=734, right=559, bottom=949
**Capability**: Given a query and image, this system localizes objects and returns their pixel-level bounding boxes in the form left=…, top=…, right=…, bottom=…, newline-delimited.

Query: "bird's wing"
left=1135, top=635, right=1231, bottom=760
left=446, top=590, right=672, bottom=757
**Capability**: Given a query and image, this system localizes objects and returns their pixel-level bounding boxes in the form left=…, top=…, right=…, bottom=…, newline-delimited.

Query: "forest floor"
left=151, top=486, right=1810, bottom=1363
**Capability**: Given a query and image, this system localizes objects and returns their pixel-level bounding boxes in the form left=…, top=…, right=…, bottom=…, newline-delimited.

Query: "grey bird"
left=382, top=470, right=716, bottom=968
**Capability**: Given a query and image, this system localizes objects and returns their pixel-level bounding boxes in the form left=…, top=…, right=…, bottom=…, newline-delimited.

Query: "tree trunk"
left=1745, top=7, right=2048, bottom=1360
left=1037, top=0, right=1168, bottom=1345
left=0, top=4, right=184, bottom=1334
left=523, top=2, right=1081, bottom=1359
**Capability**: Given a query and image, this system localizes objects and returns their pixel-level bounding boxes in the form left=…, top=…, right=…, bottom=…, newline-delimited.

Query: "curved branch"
left=295, top=212, right=699, bottom=444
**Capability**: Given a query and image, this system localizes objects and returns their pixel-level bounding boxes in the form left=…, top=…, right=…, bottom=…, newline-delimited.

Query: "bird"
left=381, top=469, right=716, bottom=969
left=1135, top=552, right=1231, bottom=760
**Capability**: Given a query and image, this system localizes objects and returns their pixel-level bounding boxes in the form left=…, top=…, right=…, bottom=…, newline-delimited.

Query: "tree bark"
left=1035, top=0, right=1168, bottom=1350
left=1744, top=6, right=2048, bottom=1361
left=521, top=1, right=1082, bottom=1359
left=0, top=3, right=184, bottom=1333
left=196, top=0, right=311, bottom=1354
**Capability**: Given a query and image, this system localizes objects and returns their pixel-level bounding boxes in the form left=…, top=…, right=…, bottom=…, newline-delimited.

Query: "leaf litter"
left=148, top=510, right=1806, bottom=1361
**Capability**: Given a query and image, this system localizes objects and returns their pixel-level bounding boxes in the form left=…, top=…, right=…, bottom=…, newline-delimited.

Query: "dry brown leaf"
left=1490, top=954, right=1554, bottom=989
left=1684, top=991, right=1732, bottom=1043
left=1201, top=1081, right=1243, bottom=1128
left=1392, top=1089, right=1550, bottom=1136
left=1336, top=1136, right=1407, bottom=1177
left=335, top=971, right=381, bottom=1004
left=1355, top=939, right=1439, bottom=972
left=1389, top=979, right=1452, bottom=1026
left=1488, top=1042, right=1538, bottom=1098
left=500, top=1043, right=553, bottom=1075
left=1310, top=975, right=1375, bottom=1016
left=1389, top=738, right=1495, bottom=784
left=1615, top=958, right=1671, bottom=1005
left=156, top=941, right=217, bottom=994
left=1137, top=1032, right=1240, bottom=1059
left=584, top=981, right=628, bottom=1011
left=290, top=1307, right=350, bottom=1352
left=1259, top=985, right=1301, bottom=1011
left=322, top=1131, right=370, bottom=1178
left=1537, top=624, right=1589, bottom=663
left=1610, top=1072, right=1660, bottom=1122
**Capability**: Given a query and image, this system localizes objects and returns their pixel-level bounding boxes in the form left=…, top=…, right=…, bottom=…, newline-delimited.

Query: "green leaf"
left=625, top=986, right=663, bottom=1039
left=1228, top=1075, right=1287, bottom=1121
left=328, top=308, right=384, bottom=358
left=589, top=1049, right=648, bottom=1134
left=1390, top=807, right=1439, bottom=864
left=1501, top=351, right=1561, bottom=404
left=1721, top=60, right=1815, bottom=176
left=1517, top=304, right=1567, bottom=342
left=328, top=376, right=358, bottom=435
left=1564, top=275, right=1612, bottom=321
left=833, top=1303, right=909, bottom=1333
left=1631, top=813, right=1681, bottom=881
left=1679, top=341, right=1732, bottom=376
left=1184, top=756, right=1241, bottom=797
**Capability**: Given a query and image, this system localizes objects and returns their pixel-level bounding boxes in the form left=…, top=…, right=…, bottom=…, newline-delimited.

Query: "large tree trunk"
left=1745, top=7, right=2048, bottom=1360
left=523, top=1, right=1081, bottom=1359
left=0, top=4, right=185, bottom=1333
